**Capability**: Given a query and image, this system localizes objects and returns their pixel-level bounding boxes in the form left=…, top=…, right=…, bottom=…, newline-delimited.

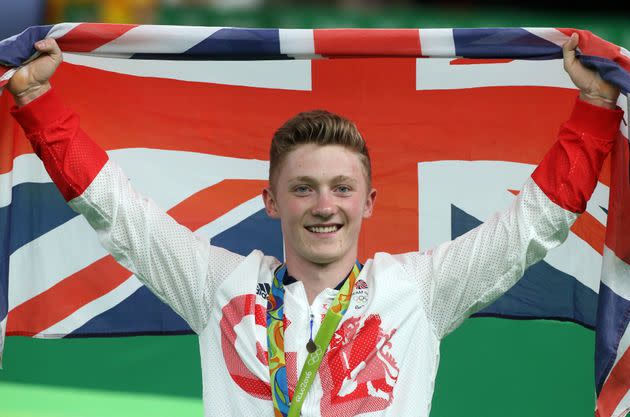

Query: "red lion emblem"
left=320, top=314, right=399, bottom=416
left=220, top=295, right=399, bottom=415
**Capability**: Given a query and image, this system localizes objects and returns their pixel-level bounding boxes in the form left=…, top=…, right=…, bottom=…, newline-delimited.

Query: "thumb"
left=562, top=32, right=579, bottom=70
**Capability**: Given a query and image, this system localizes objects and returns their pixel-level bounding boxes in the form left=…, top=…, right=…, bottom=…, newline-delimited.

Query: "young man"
left=6, top=34, right=623, bottom=416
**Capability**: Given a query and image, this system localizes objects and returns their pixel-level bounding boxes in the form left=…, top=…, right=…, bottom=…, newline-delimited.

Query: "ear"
left=362, top=188, right=377, bottom=218
left=262, top=187, right=280, bottom=218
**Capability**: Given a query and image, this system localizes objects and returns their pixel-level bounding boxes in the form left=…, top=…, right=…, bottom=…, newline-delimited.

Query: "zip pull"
left=306, top=312, right=317, bottom=353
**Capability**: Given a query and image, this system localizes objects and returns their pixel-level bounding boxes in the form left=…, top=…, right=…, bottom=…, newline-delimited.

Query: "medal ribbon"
left=266, top=262, right=361, bottom=417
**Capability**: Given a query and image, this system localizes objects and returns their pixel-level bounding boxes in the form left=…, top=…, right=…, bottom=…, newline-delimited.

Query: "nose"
left=311, top=191, right=336, bottom=218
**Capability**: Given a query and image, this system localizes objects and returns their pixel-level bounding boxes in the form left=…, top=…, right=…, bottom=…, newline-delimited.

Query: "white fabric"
left=68, top=159, right=576, bottom=417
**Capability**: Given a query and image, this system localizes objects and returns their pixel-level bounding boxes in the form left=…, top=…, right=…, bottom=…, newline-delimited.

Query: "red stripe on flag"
left=6, top=179, right=267, bottom=336
left=170, top=179, right=267, bottom=231
left=56, top=23, right=137, bottom=53
left=570, top=210, right=605, bottom=255
left=7, top=256, right=130, bottom=336
left=314, top=29, right=420, bottom=57
left=596, top=347, right=630, bottom=417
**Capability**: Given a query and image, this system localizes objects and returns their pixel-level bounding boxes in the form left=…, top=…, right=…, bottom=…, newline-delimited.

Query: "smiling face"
left=263, top=144, right=376, bottom=267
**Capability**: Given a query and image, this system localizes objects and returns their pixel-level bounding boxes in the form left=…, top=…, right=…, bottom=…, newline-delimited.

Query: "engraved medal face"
left=306, top=340, right=317, bottom=353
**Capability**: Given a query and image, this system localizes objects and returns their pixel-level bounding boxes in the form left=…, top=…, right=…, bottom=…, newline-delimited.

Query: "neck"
left=285, top=255, right=357, bottom=305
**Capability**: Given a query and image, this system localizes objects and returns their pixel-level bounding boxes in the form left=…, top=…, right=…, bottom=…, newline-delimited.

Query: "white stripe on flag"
left=8, top=215, right=110, bottom=311
left=0, top=68, right=16, bottom=82
left=91, top=25, right=222, bottom=56
left=63, top=53, right=312, bottom=91
left=46, top=23, right=81, bottom=40
left=34, top=275, right=143, bottom=337
left=545, top=233, right=602, bottom=294
left=522, top=28, right=571, bottom=48
left=279, top=29, right=316, bottom=58
left=0, top=154, right=50, bottom=208
left=418, top=29, right=455, bottom=57
left=416, top=58, right=575, bottom=91
left=602, top=246, right=630, bottom=301
left=108, top=149, right=269, bottom=209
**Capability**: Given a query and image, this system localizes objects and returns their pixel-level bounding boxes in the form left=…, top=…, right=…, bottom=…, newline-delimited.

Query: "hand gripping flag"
left=1, top=24, right=629, bottom=416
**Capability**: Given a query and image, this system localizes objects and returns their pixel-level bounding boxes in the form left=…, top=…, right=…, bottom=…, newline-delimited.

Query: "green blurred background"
left=1, top=1, right=625, bottom=416
left=2, top=318, right=595, bottom=417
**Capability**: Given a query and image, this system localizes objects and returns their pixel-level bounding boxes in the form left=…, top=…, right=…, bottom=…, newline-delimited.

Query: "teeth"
left=308, top=225, right=339, bottom=233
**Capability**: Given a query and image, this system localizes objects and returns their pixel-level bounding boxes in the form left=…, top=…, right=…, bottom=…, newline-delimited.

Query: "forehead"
left=278, top=144, right=366, bottom=182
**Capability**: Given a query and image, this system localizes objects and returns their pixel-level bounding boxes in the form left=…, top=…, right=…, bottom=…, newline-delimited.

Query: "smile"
left=305, top=224, right=342, bottom=234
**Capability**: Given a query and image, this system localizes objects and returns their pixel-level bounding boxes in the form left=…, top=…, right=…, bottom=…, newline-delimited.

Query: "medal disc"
left=306, top=340, right=317, bottom=353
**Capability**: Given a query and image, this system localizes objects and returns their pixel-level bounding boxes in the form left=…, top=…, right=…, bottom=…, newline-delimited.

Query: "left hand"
left=8, top=38, right=63, bottom=106
left=563, top=32, right=620, bottom=108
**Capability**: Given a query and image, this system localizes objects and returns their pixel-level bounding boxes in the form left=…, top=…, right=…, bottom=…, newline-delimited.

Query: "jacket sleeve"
left=11, top=88, right=244, bottom=333
left=394, top=94, right=624, bottom=339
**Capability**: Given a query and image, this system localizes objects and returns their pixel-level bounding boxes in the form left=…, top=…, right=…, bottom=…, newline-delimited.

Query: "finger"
left=562, top=32, right=579, bottom=52
left=562, top=33, right=579, bottom=68
left=34, top=38, right=62, bottom=64
left=34, top=38, right=60, bottom=55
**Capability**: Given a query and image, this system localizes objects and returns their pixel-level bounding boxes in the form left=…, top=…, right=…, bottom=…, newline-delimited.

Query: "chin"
left=304, top=250, right=345, bottom=265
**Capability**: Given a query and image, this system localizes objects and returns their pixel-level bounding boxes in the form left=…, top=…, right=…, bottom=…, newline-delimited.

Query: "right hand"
left=7, top=38, right=62, bottom=106
left=562, top=32, right=620, bottom=109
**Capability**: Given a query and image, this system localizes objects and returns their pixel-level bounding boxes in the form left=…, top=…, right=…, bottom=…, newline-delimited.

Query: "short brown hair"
left=269, top=110, right=371, bottom=188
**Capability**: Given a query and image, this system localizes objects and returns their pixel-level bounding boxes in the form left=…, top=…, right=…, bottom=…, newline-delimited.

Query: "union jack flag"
left=1, top=24, right=629, bottom=416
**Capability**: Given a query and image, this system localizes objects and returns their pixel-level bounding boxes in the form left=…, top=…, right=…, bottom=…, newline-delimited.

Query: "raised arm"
left=395, top=33, right=624, bottom=339
left=7, top=39, right=244, bottom=333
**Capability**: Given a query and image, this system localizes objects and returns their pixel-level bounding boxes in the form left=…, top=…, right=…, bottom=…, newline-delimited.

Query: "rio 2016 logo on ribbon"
left=306, top=346, right=324, bottom=366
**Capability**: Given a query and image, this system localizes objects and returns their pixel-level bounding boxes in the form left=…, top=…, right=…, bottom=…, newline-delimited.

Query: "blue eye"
left=336, top=185, right=351, bottom=193
left=293, top=185, right=311, bottom=194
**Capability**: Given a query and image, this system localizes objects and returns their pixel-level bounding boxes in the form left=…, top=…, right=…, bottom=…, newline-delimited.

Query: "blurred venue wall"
left=0, top=0, right=46, bottom=41
left=1, top=1, right=628, bottom=48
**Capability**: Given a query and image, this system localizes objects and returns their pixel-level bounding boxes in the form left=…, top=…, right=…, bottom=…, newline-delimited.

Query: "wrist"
left=579, top=90, right=618, bottom=110
left=13, top=82, right=51, bottom=107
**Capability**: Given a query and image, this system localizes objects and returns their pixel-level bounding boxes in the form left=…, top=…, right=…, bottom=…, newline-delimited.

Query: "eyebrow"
left=330, top=175, right=358, bottom=184
left=289, top=175, right=358, bottom=184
